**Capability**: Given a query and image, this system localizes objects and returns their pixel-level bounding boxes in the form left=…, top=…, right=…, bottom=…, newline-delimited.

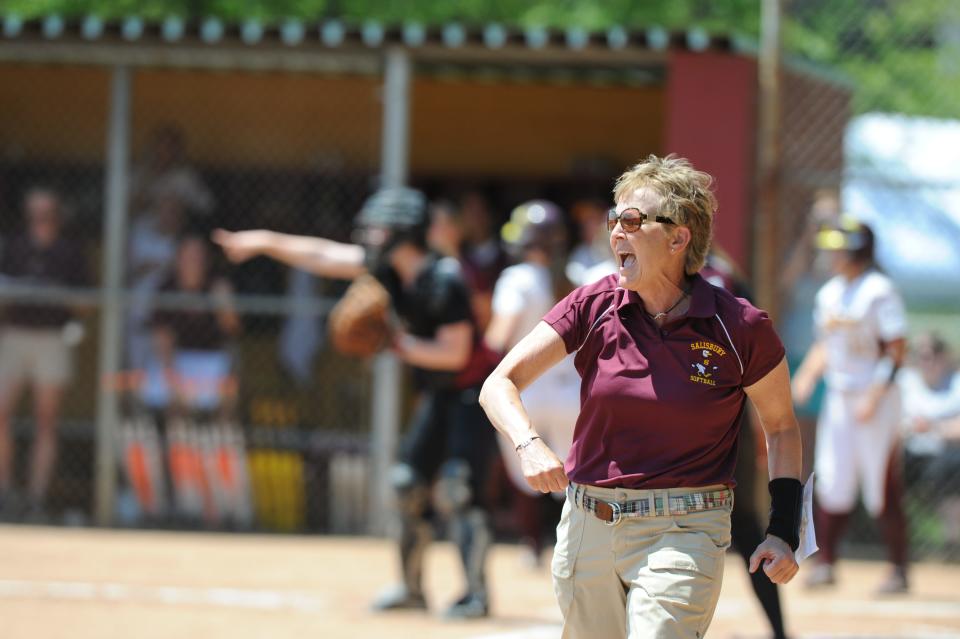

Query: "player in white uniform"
left=792, top=217, right=910, bottom=593
left=486, top=200, right=581, bottom=564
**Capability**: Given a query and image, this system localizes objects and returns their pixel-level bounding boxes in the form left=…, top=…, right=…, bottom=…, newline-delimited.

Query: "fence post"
left=755, top=0, right=783, bottom=320
left=368, top=47, right=410, bottom=535
left=94, top=65, right=132, bottom=527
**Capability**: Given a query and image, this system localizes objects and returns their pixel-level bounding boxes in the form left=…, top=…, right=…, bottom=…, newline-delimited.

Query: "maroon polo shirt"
left=543, top=273, right=784, bottom=489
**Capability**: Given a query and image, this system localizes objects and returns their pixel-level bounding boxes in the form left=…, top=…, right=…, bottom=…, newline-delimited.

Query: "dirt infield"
left=1, top=526, right=958, bottom=639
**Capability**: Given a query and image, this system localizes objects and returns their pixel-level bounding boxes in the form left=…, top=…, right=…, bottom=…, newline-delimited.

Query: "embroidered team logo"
left=689, top=341, right=726, bottom=386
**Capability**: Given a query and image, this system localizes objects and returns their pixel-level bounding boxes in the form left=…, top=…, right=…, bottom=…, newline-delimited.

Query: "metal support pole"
left=368, top=47, right=410, bottom=535
left=381, top=47, right=411, bottom=188
left=755, top=0, right=783, bottom=319
left=93, top=65, right=132, bottom=526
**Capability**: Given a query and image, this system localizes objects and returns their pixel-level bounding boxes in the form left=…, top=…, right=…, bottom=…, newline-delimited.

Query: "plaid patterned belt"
left=570, top=484, right=732, bottom=526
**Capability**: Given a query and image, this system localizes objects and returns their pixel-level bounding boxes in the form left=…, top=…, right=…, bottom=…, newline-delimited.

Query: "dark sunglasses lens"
left=621, top=212, right=642, bottom=232
left=608, top=208, right=645, bottom=232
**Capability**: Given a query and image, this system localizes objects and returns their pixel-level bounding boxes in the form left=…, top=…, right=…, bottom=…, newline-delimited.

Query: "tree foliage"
left=2, top=0, right=957, bottom=118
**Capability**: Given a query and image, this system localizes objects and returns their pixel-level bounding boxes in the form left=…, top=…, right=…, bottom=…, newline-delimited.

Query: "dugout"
left=0, top=16, right=850, bottom=531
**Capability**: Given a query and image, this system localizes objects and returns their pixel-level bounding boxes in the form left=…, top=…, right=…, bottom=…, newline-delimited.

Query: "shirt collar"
left=616, top=272, right=716, bottom=318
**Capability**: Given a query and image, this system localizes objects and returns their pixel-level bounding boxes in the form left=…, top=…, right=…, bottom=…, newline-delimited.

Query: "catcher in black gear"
left=212, top=187, right=498, bottom=620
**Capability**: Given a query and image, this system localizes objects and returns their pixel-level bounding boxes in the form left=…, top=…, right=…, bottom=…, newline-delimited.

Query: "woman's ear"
left=670, top=226, right=692, bottom=254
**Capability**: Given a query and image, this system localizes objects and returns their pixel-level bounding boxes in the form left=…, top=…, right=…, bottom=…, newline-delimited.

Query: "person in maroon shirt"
left=480, top=155, right=803, bottom=639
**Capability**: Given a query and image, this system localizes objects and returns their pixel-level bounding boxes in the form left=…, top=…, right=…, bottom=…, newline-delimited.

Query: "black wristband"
left=765, top=478, right=803, bottom=551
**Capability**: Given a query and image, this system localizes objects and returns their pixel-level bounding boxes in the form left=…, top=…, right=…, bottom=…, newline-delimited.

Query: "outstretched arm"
left=212, top=229, right=366, bottom=280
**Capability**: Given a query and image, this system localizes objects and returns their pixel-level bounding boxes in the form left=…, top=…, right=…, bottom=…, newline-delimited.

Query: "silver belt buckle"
left=604, top=501, right=623, bottom=527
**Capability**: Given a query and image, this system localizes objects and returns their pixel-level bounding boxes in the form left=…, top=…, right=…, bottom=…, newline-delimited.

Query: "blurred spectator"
left=126, top=185, right=189, bottom=371
left=565, top=198, right=612, bottom=285
left=486, top=200, right=579, bottom=569
left=0, top=187, right=89, bottom=521
left=277, top=267, right=323, bottom=386
left=899, top=332, right=960, bottom=543
left=459, top=190, right=509, bottom=333
left=426, top=199, right=463, bottom=261
left=430, top=196, right=509, bottom=335
left=135, top=236, right=243, bottom=528
left=130, top=123, right=214, bottom=218
left=792, top=217, right=910, bottom=594
left=141, top=236, right=240, bottom=417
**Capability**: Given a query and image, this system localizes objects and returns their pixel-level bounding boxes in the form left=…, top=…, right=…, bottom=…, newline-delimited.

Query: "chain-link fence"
left=0, top=58, right=382, bottom=533
left=777, top=0, right=960, bottom=562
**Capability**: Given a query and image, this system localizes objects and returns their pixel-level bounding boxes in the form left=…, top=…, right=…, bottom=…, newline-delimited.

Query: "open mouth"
left=618, top=251, right=637, bottom=269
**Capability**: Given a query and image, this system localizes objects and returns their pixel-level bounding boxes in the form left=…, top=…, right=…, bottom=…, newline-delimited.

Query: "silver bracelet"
left=515, top=436, right=541, bottom=453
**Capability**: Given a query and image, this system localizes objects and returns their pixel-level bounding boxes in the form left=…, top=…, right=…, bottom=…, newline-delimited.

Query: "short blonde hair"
left=613, top=154, right=717, bottom=275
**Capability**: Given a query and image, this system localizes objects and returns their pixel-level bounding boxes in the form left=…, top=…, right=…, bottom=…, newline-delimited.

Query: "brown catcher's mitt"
left=328, top=274, right=393, bottom=357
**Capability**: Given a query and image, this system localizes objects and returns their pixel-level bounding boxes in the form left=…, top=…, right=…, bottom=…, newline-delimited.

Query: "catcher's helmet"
left=356, top=187, right=428, bottom=235
left=500, top=200, right=567, bottom=257
left=355, top=187, right=429, bottom=271
left=814, top=215, right=875, bottom=263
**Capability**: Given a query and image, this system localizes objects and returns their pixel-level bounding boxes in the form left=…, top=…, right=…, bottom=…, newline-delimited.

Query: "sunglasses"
left=607, top=207, right=675, bottom=233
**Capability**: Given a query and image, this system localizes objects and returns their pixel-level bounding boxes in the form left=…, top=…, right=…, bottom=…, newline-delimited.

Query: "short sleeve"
left=491, top=268, right=526, bottom=316
left=543, top=293, right=582, bottom=354
left=543, top=276, right=617, bottom=354
left=428, top=263, right=473, bottom=327
left=874, top=287, right=907, bottom=341
left=738, top=302, right=786, bottom=388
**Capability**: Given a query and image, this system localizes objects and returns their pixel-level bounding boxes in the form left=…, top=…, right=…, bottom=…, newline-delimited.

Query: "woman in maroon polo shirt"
left=480, top=155, right=803, bottom=639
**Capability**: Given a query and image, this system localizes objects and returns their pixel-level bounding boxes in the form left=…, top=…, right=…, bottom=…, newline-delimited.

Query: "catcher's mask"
left=500, top=199, right=567, bottom=259
left=814, top=215, right=875, bottom=264
left=354, top=187, right=429, bottom=271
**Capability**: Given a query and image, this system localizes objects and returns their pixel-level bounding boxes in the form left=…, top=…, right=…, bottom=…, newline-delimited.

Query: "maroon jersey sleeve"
left=736, top=301, right=786, bottom=388
left=543, top=274, right=618, bottom=354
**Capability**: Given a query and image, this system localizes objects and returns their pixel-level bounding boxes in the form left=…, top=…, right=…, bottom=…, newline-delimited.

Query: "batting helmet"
left=814, top=215, right=875, bottom=264
left=500, top=200, right=567, bottom=258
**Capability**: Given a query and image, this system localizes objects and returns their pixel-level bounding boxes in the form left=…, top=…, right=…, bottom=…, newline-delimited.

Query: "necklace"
left=645, top=289, right=689, bottom=321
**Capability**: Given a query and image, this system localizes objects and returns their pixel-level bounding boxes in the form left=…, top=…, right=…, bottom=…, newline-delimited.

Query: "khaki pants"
left=553, top=482, right=732, bottom=639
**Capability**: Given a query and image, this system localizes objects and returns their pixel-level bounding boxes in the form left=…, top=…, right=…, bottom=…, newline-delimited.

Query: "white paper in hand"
left=795, top=472, right=819, bottom=562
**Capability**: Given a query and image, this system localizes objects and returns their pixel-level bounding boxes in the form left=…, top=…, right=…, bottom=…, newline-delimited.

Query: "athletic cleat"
left=874, top=566, right=909, bottom=595
left=370, top=585, right=428, bottom=612
left=443, top=593, right=489, bottom=620
left=803, top=562, right=835, bottom=589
